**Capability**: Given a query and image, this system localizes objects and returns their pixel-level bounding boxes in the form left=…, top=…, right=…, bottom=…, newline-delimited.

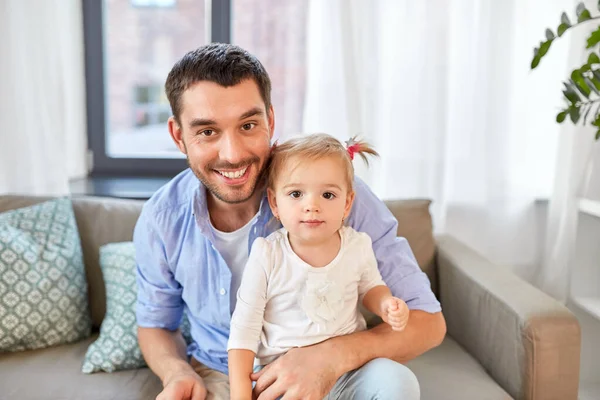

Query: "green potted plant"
left=532, top=1, right=600, bottom=139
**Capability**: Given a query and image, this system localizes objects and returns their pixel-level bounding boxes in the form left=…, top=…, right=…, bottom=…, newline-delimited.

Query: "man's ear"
left=267, top=187, right=279, bottom=218
left=344, top=191, right=355, bottom=220
left=268, top=105, right=275, bottom=140
left=168, top=116, right=187, bottom=155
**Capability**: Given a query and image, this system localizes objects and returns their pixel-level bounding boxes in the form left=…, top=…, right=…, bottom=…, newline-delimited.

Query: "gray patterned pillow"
left=0, top=198, right=91, bottom=352
left=82, top=242, right=191, bottom=373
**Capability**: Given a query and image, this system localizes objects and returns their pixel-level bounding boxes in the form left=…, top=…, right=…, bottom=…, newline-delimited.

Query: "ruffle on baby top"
left=301, top=273, right=345, bottom=328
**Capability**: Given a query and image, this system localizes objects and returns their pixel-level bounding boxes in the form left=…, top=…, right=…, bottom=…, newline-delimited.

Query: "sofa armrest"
left=436, top=235, right=580, bottom=400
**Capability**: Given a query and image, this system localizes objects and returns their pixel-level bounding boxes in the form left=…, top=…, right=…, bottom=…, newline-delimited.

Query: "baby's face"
left=268, top=156, right=354, bottom=246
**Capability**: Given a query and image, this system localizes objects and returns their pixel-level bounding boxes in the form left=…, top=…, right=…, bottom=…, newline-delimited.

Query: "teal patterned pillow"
left=82, top=242, right=191, bottom=373
left=0, top=198, right=91, bottom=352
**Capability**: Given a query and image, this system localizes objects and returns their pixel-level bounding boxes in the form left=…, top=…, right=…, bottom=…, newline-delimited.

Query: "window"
left=231, top=0, right=309, bottom=141
left=83, top=0, right=307, bottom=176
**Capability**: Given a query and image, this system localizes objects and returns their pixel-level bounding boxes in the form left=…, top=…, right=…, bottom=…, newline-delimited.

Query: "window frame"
left=82, top=0, right=231, bottom=177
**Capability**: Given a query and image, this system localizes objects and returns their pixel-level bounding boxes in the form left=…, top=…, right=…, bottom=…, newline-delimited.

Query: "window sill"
left=69, top=176, right=172, bottom=200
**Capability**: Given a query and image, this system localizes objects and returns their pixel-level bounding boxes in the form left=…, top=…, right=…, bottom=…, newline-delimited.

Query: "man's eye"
left=200, top=129, right=215, bottom=137
left=242, top=123, right=256, bottom=131
left=289, top=191, right=302, bottom=199
left=323, top=192, right=336, bottom=200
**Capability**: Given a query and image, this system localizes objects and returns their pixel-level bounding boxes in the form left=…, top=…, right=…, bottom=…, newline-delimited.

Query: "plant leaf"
left=596, top=129, right=600, bottom=140
left=590, top=75, right=600, bottom=91
left=561, top=12, right=572, bottom=26
left=584, top=76, right=600, bottom=94
left=577, top=2, right=587, bottom=17
left=572, top=70, right=592, bottom=98
left=579, top=9, right=592, bottom=22
left=563, top=82, right=580, bottom=104
left=588, top=72, right=600, bottom=90
left=587, top=27, right=600, bottom=48
left=557, top=110, right=568, bottom=123
left=558, top=23, right=570, bottom=37
left=539, top=40, right=552, bottom=57
left=584, top=104, right=592, bottom=124
left=562, top=91, right=578, bottom=105
left=592, top=113, right=600, bottom=127
left=570, top=106, right=581, bottom=123
left=546, top=28, right=555, bottom=40
left=589, top=52, right=600, bottom=65
left=575, top=81, right=591, bottom=98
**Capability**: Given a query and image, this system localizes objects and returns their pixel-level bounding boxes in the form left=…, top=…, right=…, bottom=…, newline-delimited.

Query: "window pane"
left=232, top=0, right=308, bottom=140
left=104, top=0, right=207, bottom=158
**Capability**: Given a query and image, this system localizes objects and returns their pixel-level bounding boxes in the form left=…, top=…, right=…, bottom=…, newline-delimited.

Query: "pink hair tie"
left=345, top=137, right=359, bottom=160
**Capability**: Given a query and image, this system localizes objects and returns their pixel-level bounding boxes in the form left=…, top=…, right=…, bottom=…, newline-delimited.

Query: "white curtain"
left=0, top=0, right=88, bottom=196
left=303, top=0, right=572, bottom=275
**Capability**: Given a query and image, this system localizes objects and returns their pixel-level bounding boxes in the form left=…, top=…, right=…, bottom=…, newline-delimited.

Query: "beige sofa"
left=0, top=195, right=581, bottom=400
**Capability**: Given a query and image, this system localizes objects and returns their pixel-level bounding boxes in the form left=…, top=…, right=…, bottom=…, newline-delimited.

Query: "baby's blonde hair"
left=267, top=133, right=378, bottom=192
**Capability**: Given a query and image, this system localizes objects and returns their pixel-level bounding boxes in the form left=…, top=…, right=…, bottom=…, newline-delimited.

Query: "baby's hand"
left=381, top=297, right=409, bottom=331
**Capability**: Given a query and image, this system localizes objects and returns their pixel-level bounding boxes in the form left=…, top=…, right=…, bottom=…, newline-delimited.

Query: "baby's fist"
left=381, top=297, right=409, bottom=331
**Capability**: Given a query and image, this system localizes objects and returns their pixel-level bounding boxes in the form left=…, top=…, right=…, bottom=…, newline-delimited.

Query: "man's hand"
left=250, top=345, right=340, bottom=400
left=157, top=370, right=207, bottom=400
left=381, top=296, right=409, bottom=331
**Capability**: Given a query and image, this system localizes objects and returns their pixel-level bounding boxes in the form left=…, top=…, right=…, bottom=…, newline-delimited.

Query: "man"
left=135, top=43, right=446, bottom=400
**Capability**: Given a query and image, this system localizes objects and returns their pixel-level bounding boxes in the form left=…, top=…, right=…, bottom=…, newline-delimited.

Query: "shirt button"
left=219, top=288, right=226, bottom=295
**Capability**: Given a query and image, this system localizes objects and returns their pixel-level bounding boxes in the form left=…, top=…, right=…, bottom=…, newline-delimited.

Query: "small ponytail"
left=345, top=136, right=379, bottom=165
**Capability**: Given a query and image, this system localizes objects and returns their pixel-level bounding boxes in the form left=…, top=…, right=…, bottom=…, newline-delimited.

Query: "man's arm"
left=138, top=327, right=195, bottom=385
left=252, top=311, right=445, bottom=400
left=325, top=309, right=446, bottom=369
left=134, top=207, right=206, bottom=400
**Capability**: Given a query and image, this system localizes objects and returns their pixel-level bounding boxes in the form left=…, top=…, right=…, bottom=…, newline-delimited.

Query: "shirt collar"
left=191, top=182, right=277, bottom=237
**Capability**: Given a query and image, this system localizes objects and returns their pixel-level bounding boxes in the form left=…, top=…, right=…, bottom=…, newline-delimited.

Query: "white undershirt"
left=227, top=226, right=386, bottom=365
left=210, top=214, right=258, bottom=312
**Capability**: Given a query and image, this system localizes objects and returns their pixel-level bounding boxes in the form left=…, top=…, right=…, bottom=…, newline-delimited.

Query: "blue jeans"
left=255, top=358, right=420, bottom=400
left=327, top=358, right=420, bottom=399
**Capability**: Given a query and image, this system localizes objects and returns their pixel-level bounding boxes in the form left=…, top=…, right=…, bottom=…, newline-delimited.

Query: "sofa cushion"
left=384, top=199, right=437, bottom=294
left=82, top=241, right=192, bottom=373
left=406, top=336, right=512, bottom=400
left=0, top=198, right=91, bottom=352
left=82, top=242, right=144, bottom=373
left=0, top=195, right=145, bottom=328
left=0, top=334, right=163, bottom=400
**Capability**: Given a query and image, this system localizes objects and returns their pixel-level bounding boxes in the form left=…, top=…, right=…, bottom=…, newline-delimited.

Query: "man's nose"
left=219, top=132, right=244, bottom=163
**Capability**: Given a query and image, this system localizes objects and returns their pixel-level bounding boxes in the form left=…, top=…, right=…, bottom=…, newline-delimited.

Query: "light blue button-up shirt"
left=135, top=169, right=441, bottom=375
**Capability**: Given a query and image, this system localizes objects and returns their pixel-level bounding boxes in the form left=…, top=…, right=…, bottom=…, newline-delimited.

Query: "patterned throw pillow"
left=0, top=198, right=91, bottom=352
left=82, top=242, right=191, bottom=373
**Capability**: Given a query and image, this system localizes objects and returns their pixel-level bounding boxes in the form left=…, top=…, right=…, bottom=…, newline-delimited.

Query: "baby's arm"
left=356, top=232, right=410, bottom=331
left=228, top=349, right=256, bottom=400
left=228, top=239, right=271, bottom=399
left=362, top=285, right=409, bottom=331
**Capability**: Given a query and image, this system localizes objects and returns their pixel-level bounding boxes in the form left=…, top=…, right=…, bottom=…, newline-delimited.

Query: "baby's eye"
left=289, top=191, right=302, bottom=199
left=323, top=192, right=336, bottom=200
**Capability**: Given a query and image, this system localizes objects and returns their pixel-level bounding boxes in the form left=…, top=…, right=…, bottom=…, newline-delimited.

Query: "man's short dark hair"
left=165, top=43, right=272, bottom=124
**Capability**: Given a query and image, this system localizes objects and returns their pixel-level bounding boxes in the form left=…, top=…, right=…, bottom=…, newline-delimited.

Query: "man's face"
left=169, top=79, right=274, bottom=204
